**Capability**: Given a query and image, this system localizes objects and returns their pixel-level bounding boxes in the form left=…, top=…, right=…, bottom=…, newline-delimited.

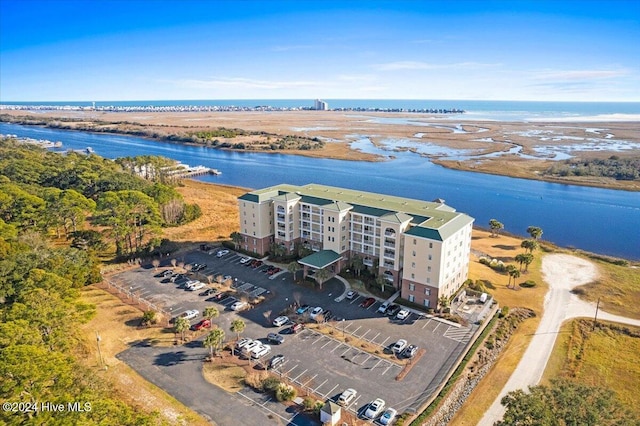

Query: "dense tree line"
left=544, top=156, right=640, bottom=181
left=0, top=140, right=201, bottom=256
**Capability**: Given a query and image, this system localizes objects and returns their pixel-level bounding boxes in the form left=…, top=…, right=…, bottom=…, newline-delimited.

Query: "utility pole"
left=96, top=331, right=104, bottom=368
left=593, top=297, right=601, bottom=330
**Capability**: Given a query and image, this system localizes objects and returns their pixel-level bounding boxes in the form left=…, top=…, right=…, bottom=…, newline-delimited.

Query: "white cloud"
left=373, top=61, right=501, bottom=71
left=533, top=69, right=630, bottom=81
left=171, top=77, right=323, bottom=90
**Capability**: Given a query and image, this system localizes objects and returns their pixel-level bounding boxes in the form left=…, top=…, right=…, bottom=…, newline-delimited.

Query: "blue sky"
left=1, top=0, right=639, bottom=101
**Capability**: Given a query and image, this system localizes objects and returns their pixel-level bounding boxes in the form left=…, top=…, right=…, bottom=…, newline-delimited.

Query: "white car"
left=184, top=280, right=201, bottom=289
left=251, top=344, right=272, bottom=359
left=364, top=398, right=385, bottom=419
left=309, top=306, right=323, bottom=320
left=231, top=301, right=249, bottom=311
left=346, top=290, right=357, bottom=299
left=392, top=339, right=408, bottom=353
left=181, top=309, right=199, bottom=320
left=380, top=408, right=398, bottom=425
left=241, top=340, right=261, bottom=354
left=188, top=282, right=206, bottom=291
left=337, top=388, right=357, bottom=406
left=240, top=256, right=252, bottom=264
left=216, top=249, right=230, bottom=258
left=272, top=316, right=289, bottom=327
left=235, top=338, right=253, bottom=349
left=223, top=275, right=232, bottom=281
left=396, top=309, right=410, bottom=320
left=377, top=302, right=389, bottom=313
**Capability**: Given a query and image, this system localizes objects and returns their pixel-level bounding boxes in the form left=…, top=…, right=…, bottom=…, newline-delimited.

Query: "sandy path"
left=478, top=254, right=640, bottom=425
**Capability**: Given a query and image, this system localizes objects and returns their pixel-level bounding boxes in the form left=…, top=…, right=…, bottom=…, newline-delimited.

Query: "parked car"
left=241, top=340, right=261, bottom=355
left=377, top=302, right=390, bottom=313
left=380, top=408, right=398, bottom=425
left=188, top=282, right=206, bottom=292
left=309, top=306, right=323, bottom=320
left=199, top=288, right=215, bottom=296
left=392, top=339, right=408, bottom=353
left=346, top=290, right=357, bottom=299
left=268, top=354, right=285, bottom=370
left=267, top=333, right=285, bottom=345
left=184, top=280, right=201, bottom=290
left=223, top=275, right=232, bottom=281
left=192, top=263, right=206, bottom=272
left=337, top=388, right=357, bottom=406
left=288, top=323, right=304, bottom=334
left=240, top=256, right=252, bottom=264
left=364, top=398, right=385, bottom=419
left=192, top=319, right=211, bottom=331
left=385, top=304, right=401, bottom=317
left=171, top=309, right=199, bottom=323
left=396, top=309, right=410, bottom=320
left=236, top=337, right=253, bottom=349
left=402, top=344, right=418, bottom=358
left=162, top=270, right=174, bottom=277
left=323, top=309, right=333, bottom=321
left=205, top=291, right=226, bottom=302
left=216, top=250, right=229, bottom=258
left=360, top=298, right=375, bottom=308
left=272, top=316, right=289, bottom=327
left=169, top=273, right=184, bottom=283
left=231, top=301, right=249, bottom=311
left=296, top=304, right=310, bottom=314
left=251, top=344, right=271, bottom=359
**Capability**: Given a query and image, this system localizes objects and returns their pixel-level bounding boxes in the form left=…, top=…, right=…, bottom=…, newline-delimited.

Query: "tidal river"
left=2, top=122, right=639, bottom=260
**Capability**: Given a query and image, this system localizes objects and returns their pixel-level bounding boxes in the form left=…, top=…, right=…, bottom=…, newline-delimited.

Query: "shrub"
left=141, top=310, right=157, bottom=326
left=275, top=384, right=296, bottom=402
left=262, top=377, right=281, bottom=392
left=302, top=397, right=315, bottom=411
left=499, top=306, right=510, bottom=318
left=520, top=280, right=537, bottom=288
left=244, top=371, right=269, bottom=391
left=479, top=257, right=489, bottom=265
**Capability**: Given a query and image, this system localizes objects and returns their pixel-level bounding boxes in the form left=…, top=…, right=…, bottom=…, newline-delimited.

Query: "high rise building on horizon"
left=314, top=99, right=329, bottom=110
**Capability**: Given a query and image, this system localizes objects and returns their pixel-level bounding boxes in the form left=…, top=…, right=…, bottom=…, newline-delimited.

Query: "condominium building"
left=314, top=99, right=329, bottom=111
left=238, top=184, right=474, bottom=309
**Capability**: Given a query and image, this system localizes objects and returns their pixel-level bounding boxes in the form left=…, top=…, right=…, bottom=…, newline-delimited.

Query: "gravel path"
left=478, top=254, right=640, bottom=425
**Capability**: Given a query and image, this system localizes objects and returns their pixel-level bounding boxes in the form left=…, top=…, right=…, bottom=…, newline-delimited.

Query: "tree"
left=375, top=275, right=388, bottom=293
left=509, top=268, right=521, bottom=289
left=203, top=328, right=225, bottom=358
left=230, top=231, right=243, bottom=250
left=314, top=268, right=330, bottom=289
left=505, top=265, right=517, bottom=288
left=497, top=379, right=637, bottom=426
left=230, top=319, right=246, bottom=340
left=526, top=226, right=543, bottom=240
left=174, top=316, right=190, bottom=343
left=522, top=253, right=534, bottom=272
left=350, top=255, right=364, bottom=276
left=287, top=261, right=301, bottom=282
left=203, top=306, right=219, bottom=322
left=489, top=219, right=504, bottom=238
left=438, top=296, right=450, bottom=313
left=515, top=253, right=527, bottom=271
left=521, top=239, right=539, bottom=254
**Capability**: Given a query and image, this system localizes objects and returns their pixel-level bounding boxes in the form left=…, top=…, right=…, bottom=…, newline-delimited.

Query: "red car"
left=360, top=297, right=375, bottom=308
left=192, top=319, right=211, bottom=331
left=289, top=323, right=305, bottom=334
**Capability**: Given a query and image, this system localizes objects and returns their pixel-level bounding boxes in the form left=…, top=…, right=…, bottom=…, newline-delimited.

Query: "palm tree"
left=230, top=231, right=243, bottom=250
left=515, top=253, right=527, bottom=271
left=489, top=219, right=504, bottom=238
left=526, top=226, right=543, bottom=240
left=314, top=268, right=330, bottom=289
left=203, top=306, right=219, bottom=322
left=375, top=275, right=387, bottom=293
left=521, top=239, right=539, bottom=254
left=351, top=255, right=364, bottom=277
left=174, top=316, right=190, bottom=343
left=203, top=328, right=225, bottom=358
left=505, top=265, right=517, bottom=288
left=287, top=261, right=301, bottom=282
left=522, top=253, right=534, bottom=272
left=509, top=268, right=521, bottom=289
left=230, top=319, right=246, bottom=356
left=438, top=295, right=450, bottom=313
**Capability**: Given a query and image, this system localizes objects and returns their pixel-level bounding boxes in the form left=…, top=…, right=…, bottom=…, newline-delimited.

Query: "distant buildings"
left=238, top=183, right=474, bottom=309
left=314, top=99, right=329, bottom=111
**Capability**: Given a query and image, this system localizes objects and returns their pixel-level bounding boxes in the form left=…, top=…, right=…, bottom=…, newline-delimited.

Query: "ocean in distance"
left=3, top=99, right=640, bottom=122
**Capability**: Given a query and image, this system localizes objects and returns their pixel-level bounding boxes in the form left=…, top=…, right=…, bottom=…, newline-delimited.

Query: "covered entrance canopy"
left=298, top=250, right=342, bottom=270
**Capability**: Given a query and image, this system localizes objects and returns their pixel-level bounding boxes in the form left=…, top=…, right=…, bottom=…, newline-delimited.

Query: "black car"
left=205, top=291, right=226, bottom=302
left=199, top=288, right=216, bottom=297
left=268, top=355, right=285, bottom=370
left=323, top=309, right=333, bottom=321
left=267, top=333, right=285, bottom=345
left=402, top=344, right=418, bottom=358
left=385, top=304, right=402, bottom=316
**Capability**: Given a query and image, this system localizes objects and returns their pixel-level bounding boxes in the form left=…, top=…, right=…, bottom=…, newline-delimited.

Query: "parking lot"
left=112, top=247, right=480, bottom=419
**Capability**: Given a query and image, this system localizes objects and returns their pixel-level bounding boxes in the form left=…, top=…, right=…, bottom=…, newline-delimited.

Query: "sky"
left=1, top=0, right=639, bottom=102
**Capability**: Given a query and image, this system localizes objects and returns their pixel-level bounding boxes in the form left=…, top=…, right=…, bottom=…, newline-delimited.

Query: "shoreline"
left=1, top=111, right=638, bottom=191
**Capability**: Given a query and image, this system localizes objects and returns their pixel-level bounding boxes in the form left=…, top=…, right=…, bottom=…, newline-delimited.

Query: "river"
left=1, top=122, right=639, bottom=260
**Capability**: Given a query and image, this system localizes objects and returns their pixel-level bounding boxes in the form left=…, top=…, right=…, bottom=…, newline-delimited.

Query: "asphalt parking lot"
left=113, top=247, right=479, bottom=420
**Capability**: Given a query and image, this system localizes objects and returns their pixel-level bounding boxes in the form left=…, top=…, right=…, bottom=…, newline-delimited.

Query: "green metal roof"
left=298, top=250, right=342, bottom=269
left=322, top=201, right=353, bottom=212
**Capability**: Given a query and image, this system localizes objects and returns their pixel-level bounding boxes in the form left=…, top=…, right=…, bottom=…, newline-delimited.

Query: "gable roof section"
left=298, top=250, right=342, bottom=269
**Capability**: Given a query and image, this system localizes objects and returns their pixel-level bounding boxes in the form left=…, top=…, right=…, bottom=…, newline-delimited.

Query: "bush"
left=262, top=376, right=281, bottom=392
left=275, top=384, right=296, bottom=401
left=520, top=280, right=537, bottom=288
left=141, top=310, right=157, bottom=326
left=244, top=371, right=269, bottom=391
left=499, top=306, right=510, bottom=318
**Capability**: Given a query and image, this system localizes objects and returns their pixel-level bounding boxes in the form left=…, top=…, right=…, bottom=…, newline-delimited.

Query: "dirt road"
left=478, top=254, right=640, bottom=425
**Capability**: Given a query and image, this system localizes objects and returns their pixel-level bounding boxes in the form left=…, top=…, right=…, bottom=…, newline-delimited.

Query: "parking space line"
left=360, top=329, right=371, bottom=340
left=379, top=336, right=390, bottom=347
left=323, top=384, right=339, bottom=398
left=348, top=395, right=362, bottom=412
left=330, top=343, right=344, bottom=353
left=369, top=332, right=380, bottom=343
left=303, top=374, right=317, bottom=386
left=313, top=379, right=328, bottom=392
left=285, top=364, right=298, bottom=375
left=371, top=359, right=382, bottom=370
left=292, top=369, right=308, bottom=382
left=350, top=296, right=362, bottom=305
left=382, top=362, right=393, bottom=375
left=360, top=354, right=371, bottom=365
left=341, top=346, right=351, bottom=356
left=350, top=325, right=361, bottom=335
left=321, top=339, right=334, bottom=349
left=422, top=319, right=433, bottom=329
left=366, top=302, right=377, bottom=311
left=433, top=322, right=441, bottom=332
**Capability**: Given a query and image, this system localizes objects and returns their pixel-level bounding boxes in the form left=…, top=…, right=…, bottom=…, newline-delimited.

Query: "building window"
left=412, top=251, right=416, bottom=257
left=428, top=254, right=432, bottom=261
left=411, top=262, right=415, bottom=268
left=427, top=266, right=431, bottom=272
left=408, top=294, right=415, bottom=302
left=429, top=242, right=433, bottom=248
left=424, top=299, right=430, bottom=308
left=413, top=239, right=416, bottom=245
left=424, top=288, right=431, bottom=296
left=410, top=280, right=415, bottom=287
left=427, top=278, right=431, bottom=284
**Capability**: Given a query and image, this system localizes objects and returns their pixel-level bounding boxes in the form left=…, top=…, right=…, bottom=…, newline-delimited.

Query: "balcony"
left=384, top=239, right=395, bottom=248
left=277, top=213, right=286, bottom=221
left=363, top=259, right=374, bottom=267
left=383, top=250, right=395, bottom=259
left=383, top=261, right=394, bottom=268
left=384, top=230, right=396, bottom=237
left=301, top=206, right=310, bottom=212
left=277, top=206, right=285, bottom=213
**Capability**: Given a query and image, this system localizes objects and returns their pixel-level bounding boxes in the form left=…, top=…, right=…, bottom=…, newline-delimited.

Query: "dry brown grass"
left=202, top=361, right=247, bottom=393
left=79, top=285, right=210, bottom=426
